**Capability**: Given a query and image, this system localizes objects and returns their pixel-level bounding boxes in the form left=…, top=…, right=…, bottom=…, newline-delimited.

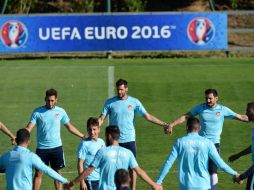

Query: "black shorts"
left=119, top=141, right=136, bottom=158
left=246, top=174, right=254, bottom=190
left=85, top=180, right=99, bottom=190
left=36, top=146, right=65, bottom=170
left=208, top=143, right=220, bottom=175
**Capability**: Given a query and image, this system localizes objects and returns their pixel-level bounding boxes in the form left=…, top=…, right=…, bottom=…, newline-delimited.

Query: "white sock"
left=210, top=174, right=218, bottom=190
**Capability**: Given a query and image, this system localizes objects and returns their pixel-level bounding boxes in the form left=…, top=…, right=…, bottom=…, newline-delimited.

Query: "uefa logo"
left=0, top=20, right=28, bottom=48
left=187, top=17, right=215, bottom=46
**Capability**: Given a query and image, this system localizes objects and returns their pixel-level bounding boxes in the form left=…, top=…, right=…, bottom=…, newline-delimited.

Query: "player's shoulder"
left=105, top=96, right=119, bottom=104
left=54, top=105, right=66, bottom=112
left=97, top=138, right=105, bottom=144
left=33, top=105, right=46, bottom=112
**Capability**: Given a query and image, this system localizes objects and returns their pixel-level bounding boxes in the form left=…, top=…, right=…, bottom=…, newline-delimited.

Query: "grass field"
left=0, top=57, right=253, bottom=190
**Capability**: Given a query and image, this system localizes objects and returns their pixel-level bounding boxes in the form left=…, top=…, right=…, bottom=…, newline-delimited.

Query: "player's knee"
left=34, top=171, right=43, bottom=178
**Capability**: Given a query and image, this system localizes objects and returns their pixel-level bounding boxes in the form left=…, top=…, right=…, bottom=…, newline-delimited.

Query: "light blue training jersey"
left=91, top=145, right=138, bottom=190
left=191, top=103, right=236, bottom=143
left=78, top=137, right=105, bottom=181
left=0, top=146, right=68, bottom=190
left=101, top=96, right=147, bottom=143
left=156, top=133, right=237, bottom=190
left=30, top=105, right=70, bottom=149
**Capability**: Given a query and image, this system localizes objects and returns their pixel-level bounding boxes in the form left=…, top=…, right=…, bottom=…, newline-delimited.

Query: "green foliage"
left=6, top=0, right=38, bottom=14
left=230, top=0, right=238, bottom=9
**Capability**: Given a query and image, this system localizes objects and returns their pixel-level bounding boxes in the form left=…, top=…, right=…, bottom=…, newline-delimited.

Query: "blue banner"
left=0, top=13, right=227, bottom=53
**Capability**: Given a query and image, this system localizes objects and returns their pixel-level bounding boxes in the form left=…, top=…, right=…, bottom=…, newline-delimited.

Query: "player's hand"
left=80, top=180, right=87, bottom=190
left=163, top=124, right=173, bottom=135
left=152, top=183, right=163, bottom=190
left=11, top=137, right=16, bottom=145
left=64, top=181, right=74, bottom=190
left=233, top=174, right=243, bottom=185
left=228, top=154, right=240, bottom=162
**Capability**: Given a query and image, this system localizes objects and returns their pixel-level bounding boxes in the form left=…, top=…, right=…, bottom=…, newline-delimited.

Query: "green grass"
left=0, top=57, right=253, bottom=190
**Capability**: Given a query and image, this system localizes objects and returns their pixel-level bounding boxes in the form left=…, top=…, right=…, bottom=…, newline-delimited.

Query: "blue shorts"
left=85, top=180, right=99, bottom=190
left=119, top=141, right=136, bottom=158
left=208, top=143, right=220, bottom=174
left=36, top=146, right=65, bottom=170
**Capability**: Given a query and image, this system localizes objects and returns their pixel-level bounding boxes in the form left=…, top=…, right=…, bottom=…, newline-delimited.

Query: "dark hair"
left=105, top=125, right=120, bottom=140
left=247, top=102, right=254, bottom=121
left=247, top=102, right=254, bottom=110
left=186, top=117, right=200, bottom=132
left=205, top=89, right=218, bottom=97
left=45, top=88, right=58, bottom=98
left=115, top=169, right=130, bottom=188
left=87, top=117, right=99, bottom=129
left=16, top=128, right=30, bottom=144
left=116, top=79, right=128, bottom=88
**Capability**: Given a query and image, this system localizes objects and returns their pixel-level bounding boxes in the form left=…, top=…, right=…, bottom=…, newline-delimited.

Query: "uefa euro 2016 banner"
left=0, top=13, right=227, bottom=53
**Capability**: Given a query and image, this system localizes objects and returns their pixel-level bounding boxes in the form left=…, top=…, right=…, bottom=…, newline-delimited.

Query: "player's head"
left=87, top=117, right=100, bottom=140
left=246, top=102, right=254, bottom=122
left=205, top=89, right=218, bottom=108
left=105, top=125, right=120, bottom=146
left=45, top=88, right=58, bottom=109
left=15, top=128, right=30, bottom=145
left=115, top=169, right=130, bottom=188
left=116, top=79, right=128, bottom=99
left=186, top=117, right=200, bottom=133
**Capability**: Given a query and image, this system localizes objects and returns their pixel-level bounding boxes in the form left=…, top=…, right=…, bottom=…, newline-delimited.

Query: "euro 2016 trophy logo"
left=187, top=17, right=215, bottom=46
left=0, top=20, right=28, bottom=48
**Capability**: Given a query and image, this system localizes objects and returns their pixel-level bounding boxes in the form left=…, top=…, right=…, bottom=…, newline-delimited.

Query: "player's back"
left=176, top=133, right=211, bottom=190
left=92, top=145, right=137, bottom=190
left=0, top=146, right=34, bottom=190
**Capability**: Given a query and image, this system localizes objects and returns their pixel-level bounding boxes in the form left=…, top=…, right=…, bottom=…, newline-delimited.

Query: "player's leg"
left=33, top=170, right=44, bottom=190
left=209, top=143, right=220, bottom=190
left=33, top=148, right=50, bottom=190
left=246, top=174, right=253, bottom=190
left=50, top=146, right=65, bottom=190
left=119, top=141, right=136, bottom=190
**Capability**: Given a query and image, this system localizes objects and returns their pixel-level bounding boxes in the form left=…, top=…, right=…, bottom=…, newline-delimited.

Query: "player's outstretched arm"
left=165, top=112, right=192, bottom=134
left=134, top=166, right=163, bottom=190
left=25, top=122, right=35, bottom=132
left=234, top=114, right=249, bottom=122
left=97, top=114, right=106, bottom=126
left=77, top=159, right=87, bottom=190
left=228, top=145, right=252, bottom=162
left=65, top=122, right=85, bottom=139
left=72, top=166, right=94, bottom=184
left=0, top=122, right=16, bottom=144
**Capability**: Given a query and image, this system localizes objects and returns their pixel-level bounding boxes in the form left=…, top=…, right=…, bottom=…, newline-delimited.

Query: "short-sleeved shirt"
left=78, top=137, right=105, bottom=181
left=190, top=103, right=236, bottom=143
left=101, top=96, right=147, bottom=143
left=29, top=105, right=70, bottom=149
left=91, top=146, right=138, bottom=190
left=156, top=133, right=237, bottom=190
left=0, top=146, right=68, bottom=190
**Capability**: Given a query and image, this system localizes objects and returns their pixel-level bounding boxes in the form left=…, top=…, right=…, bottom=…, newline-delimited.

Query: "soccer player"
left=77, top=117, right=105, bottom=190
left=166, top=89, right=248, bottom=190
left=98, top=79, right=168, bottom=189
left=0, top=121, right=15, bottom=145
left=0, top=128, right=71, bottom=190
left=115, top=169, right=131, bottom=190
left=66, top=125, right=163, bottom=190
left=228, top=102, right=254, bottom=190
left=156, top=117, right=239, bottom=190
left=26, top=88, right=85, bottom=190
